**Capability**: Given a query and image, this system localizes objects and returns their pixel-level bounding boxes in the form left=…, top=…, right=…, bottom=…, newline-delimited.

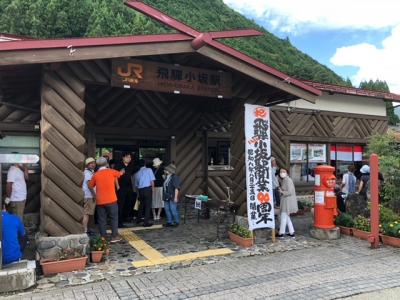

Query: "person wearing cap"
left=82, top=157, right=96, bottom=234
left=133, top=159, right=155, bottom=227
left=152, top=158, right=164, bottom=221
left=89, top=157, right=125, bottom=243
left=357, top=165, right=370, bottom=199
left=163, top=164, right=181, bottom=227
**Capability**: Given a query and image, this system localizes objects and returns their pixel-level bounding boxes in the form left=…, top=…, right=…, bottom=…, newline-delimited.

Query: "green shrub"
left=353, top=215, right=370, bottom=232
left=335, top=213, right=354, bottom=228
left=229, top=224, right=253, bottom=238
left=381, top=221, right=400, bottom=238
left=90, top=236, right=109, bottom=251
left=379, top=205, right=399, bottom=224
left=297, top=201, right=305, bottom=210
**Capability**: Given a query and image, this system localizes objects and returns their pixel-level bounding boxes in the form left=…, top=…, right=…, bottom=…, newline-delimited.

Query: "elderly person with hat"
left=152, top=158, right=164, bottom=221
left=82, top=157, right=96, bottom=234
left=89, top=157, right=125, bottom=243
left=163, top=164, right=181, bottom=227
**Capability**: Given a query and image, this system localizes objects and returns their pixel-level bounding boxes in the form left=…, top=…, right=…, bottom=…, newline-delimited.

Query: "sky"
left=223, top=0, right=400, bottom=94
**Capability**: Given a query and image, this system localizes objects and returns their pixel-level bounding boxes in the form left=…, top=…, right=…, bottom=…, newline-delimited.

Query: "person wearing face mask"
left=162, top=164, right=181, bottom=227
left=271, top=157, right=280, bottom=208
left=277, top=168, right=298, bottom=238
left=6, top=163, right=29, bottom=221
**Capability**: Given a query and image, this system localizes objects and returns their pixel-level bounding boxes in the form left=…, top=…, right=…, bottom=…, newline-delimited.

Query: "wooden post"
left=271, top=228, right=276, bottom=243
left=369, top=153, right=380, bottom=248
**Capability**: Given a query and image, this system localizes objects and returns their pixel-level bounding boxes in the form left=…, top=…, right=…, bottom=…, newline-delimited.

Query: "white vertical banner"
left=245, top=104, right=275, bottom=230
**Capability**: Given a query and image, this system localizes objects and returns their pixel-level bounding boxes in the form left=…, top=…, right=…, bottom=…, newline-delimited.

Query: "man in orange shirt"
left=89, top=157, right=125, bottom=243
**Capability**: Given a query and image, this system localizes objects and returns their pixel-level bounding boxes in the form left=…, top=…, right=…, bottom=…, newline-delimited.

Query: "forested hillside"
left=0, top=0, right=347, bottom=85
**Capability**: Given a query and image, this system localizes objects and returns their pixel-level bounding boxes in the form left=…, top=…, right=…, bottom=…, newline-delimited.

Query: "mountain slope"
left=0, top=0, right=346, bottom=85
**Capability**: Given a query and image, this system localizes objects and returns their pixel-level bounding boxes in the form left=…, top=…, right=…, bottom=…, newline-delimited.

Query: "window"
left=208, top=139, right=231, bottom=170
left=290, top=143, right=327, bottom=183
left=330, top=144, right=364, bottom=178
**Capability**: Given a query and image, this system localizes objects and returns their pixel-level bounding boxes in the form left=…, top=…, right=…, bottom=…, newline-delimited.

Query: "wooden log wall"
left=231, top=103, right=389, bottom=216
left=40, top=60, right=109, bottom=236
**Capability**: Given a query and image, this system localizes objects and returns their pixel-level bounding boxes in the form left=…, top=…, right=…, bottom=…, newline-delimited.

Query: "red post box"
left=314, top=165, right=338, bottom=229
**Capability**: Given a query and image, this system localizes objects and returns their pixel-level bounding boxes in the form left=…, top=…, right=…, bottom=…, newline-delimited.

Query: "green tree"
left=0, top=0, right=348, bottom=85
left=367, top=132, right=400, bottom=213
left=359, top=80, right=399, bottom=125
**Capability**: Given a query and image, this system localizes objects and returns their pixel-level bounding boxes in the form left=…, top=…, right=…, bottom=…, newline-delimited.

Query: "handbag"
left=133, top=195, right=140, bottom=211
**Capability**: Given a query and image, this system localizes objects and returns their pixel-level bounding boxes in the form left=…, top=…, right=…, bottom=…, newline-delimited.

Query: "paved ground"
left=5, top=229, right=400, bottom=299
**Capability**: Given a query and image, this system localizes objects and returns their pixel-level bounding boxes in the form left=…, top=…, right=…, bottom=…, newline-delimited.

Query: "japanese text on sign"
left=245, top=104, right=275, bottom=230
left=111, top=59, right=232, bottom=98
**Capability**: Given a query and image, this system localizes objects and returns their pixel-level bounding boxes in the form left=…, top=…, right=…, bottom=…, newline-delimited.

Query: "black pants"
left=273, top=188, right=281, bottom=207
left=138, top=187, right=152, bottom=225
left=117, top=188, right=135, bottom=224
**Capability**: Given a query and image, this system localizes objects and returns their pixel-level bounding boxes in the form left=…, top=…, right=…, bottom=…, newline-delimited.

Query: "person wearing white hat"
left=357, top=165, right=370, bottom=199
left=82, top=157, right=96, bottom=234
left=152, top=158, right=164, bottom=221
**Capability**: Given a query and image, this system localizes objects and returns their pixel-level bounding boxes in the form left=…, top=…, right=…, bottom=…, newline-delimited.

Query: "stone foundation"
left=35, top=234, right=89, bottom=261
left=310, top=226, right=340, bottom=240
left=0, top=260, right=36, bottom=293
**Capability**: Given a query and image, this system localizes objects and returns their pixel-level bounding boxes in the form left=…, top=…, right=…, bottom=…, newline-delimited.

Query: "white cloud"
left=330, top=25, right=400, bottom=93
left=223, top=0, right=400, bottom=33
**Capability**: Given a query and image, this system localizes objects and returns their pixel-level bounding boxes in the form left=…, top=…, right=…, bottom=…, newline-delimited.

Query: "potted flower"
left=335, top=213, right=354, bottom=236
left=228, top=224, right=254, bottom=247
left=40, top=248, right=87, bottom=276
left=90, top=236, right=108, bottom=263
left=380, top=221, right=400, bottom=247
left=352, top=215, right=370, bottom=240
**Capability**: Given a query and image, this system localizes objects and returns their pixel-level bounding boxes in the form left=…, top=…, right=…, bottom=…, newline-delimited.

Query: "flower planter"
left=339, top=226, right=353, bottom=236
left=352, top=229, right=370, bottom=240
left=228, top=231, right=254, bottom=248
left=41, top=256, right=87, bottom=276
left=380, top=234, right=400, bottom=248
left=91, top=251, right=103, bottom=263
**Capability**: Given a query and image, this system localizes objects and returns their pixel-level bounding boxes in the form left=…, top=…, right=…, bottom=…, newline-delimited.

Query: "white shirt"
left=7, top=165, right=27, bottom=202
left=342, top=173, right=356, bottom=194
left=82, top=169, right=94, bottom=198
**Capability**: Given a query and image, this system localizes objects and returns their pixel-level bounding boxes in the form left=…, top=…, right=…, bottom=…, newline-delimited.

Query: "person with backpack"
left=341, top=165, right=356, bottom=197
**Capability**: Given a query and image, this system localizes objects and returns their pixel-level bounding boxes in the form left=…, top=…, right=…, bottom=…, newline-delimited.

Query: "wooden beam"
left=0, top=122, right=38, bottom=132
left=42, top=215, right=69, bottom=236
left=42, top=141, right=84, bottom=186
left=43, top=197, right=83, bottom=234
left=0, top=41, right=195, bottom=66
left=42, top=124, right=85, bottom=167
left=94, top=126, right=175, bottom=138
left=42, top=178, right=84, bottom=222
left=196, top=46, right=317, bottom=104
left=42, top=104, right=86, bottom=151
left=42, top=159, right=84, bottom=204
left=43, top=72, right=85, bottom=114
left=42, top=86, right=85, bottom=132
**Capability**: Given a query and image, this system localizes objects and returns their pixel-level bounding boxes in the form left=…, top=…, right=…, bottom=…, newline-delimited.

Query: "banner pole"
left=271, top=228, right=276, bottom=243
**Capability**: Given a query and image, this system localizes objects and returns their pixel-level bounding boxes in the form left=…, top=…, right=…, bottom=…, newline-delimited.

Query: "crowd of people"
left=82, top=153, right=182, bottom=243
left=2, top=163, right=27, bottom=265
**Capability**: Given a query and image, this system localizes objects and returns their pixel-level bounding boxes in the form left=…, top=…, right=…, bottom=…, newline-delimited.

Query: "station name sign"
left=111, top=59, right=232, bottom=98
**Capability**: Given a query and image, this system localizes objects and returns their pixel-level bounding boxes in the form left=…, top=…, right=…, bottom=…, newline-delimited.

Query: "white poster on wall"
left=245, top=104, right=275, bottom=230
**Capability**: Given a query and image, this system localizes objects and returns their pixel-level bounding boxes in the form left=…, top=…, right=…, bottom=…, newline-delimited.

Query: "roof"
left=0, top=0, right=321, bottom=99
left=0, top=33, right=31, bottom=42
left=303, top=80, right=400, bottom=102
